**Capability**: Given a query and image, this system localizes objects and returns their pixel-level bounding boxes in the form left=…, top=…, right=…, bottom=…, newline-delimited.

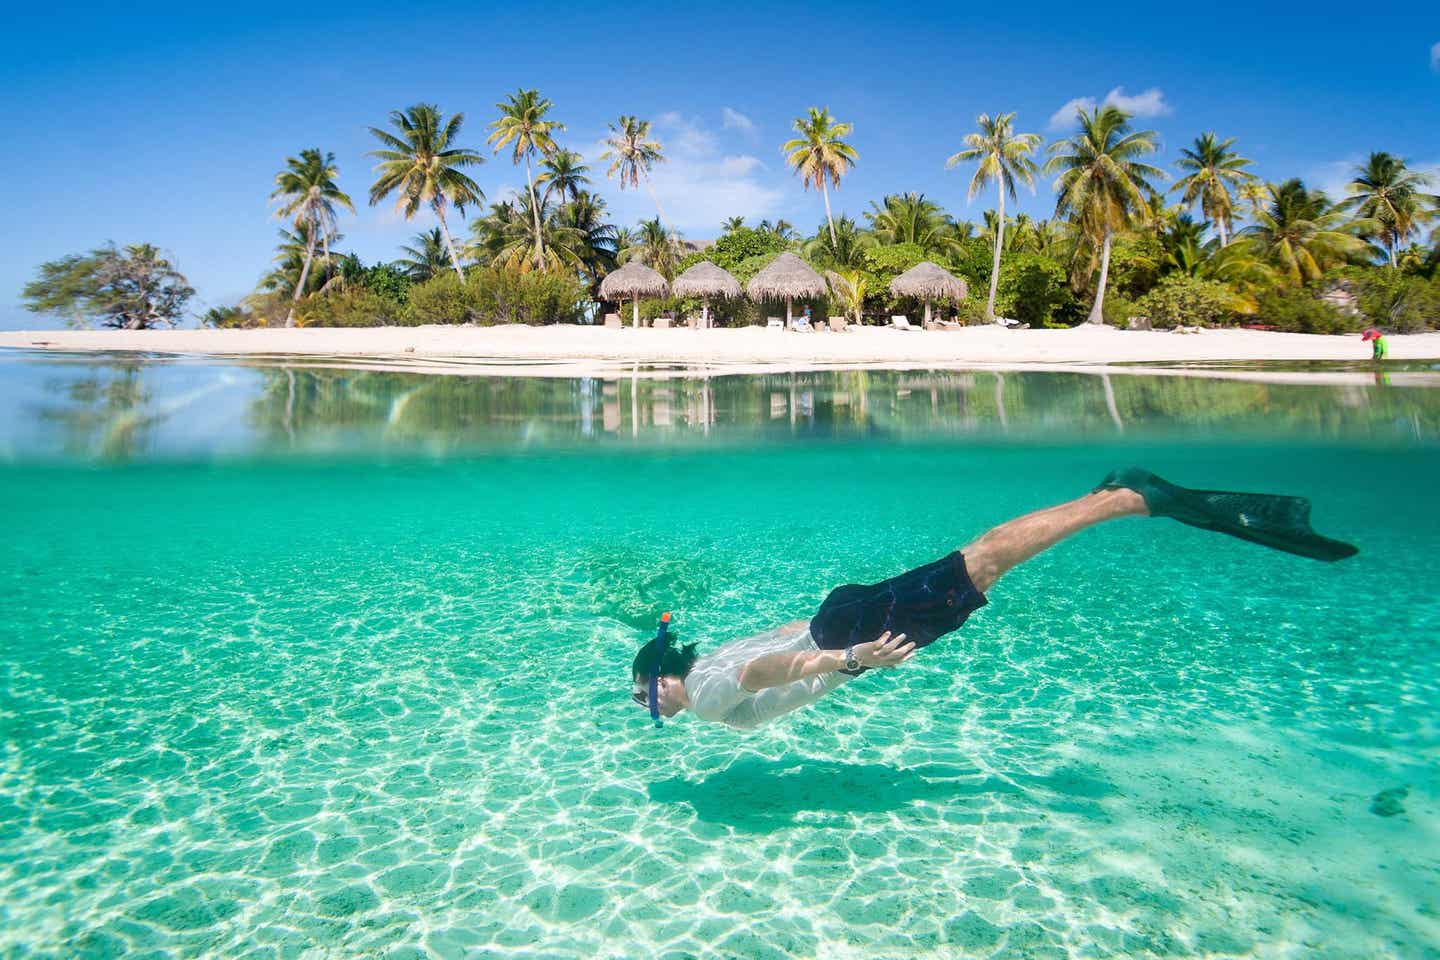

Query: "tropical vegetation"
left=19, top=95, right=1440, bottom=334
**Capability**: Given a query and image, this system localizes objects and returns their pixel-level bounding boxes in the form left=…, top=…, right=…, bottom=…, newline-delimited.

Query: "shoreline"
left=4, top=324, right=1438, bottom=375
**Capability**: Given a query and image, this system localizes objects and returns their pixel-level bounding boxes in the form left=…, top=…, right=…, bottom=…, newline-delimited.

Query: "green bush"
left=705, top=228, right=787, bottom=273
left=1100, top=293, right=1138, bottom=328
left=404, top=273, right=478, bottom=325
left=1352, top=270, right=1440, bottom=333
left=1254, top=288, right=1354, bottom=334
left=955, top=297, right=990, bottom=326
left=297, top=288, right=401, bottom=327
left=1133, top=276, right=1237, bottom=329
left=1108, top=235, right=1164, bottom=301
left=950, top=237, right=994, bottom=291
left=995, top=254, right=1075, bottom=328
left=364, top=263, right=414, bottom=303
left=201, top=305, right=258, bottom=329
left=470, top=267, right=588, bottom=325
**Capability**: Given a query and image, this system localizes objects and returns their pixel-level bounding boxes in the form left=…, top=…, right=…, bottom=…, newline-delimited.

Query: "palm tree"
left=721, top=216, right=746, bottom=234
left=946, top=113, right=1041, bottom=322
left=470, top=193, right=589, bottom=274
left=271, top=148, right=354, bottom=327
left=1013, top=218, right=1073, bottom=259
left=259, top=224, right=345, bottom=301
left=601, top=115, right=669, bottom=228
left=368, top=104, right=484, bottom=281
left=398, top=228, right=451, bottom=281
left=618, top=217, right=680, bottom=279
left=804, top=215, right=873, bottom=268
left=760, top=219, right=799, bottom=243
left=1238, top=180, right=1269, bottom=223
left=1339, top=152, right=1437, bottom=267
left=782, top=107, right=858, bottom=246
left=1172, top=133, right=1255, bottom=248
left=865, top=193, right=962, bottom=257
left=538, top=148, right=591, bottom=205
left=1045, top=105, right=1165, bottom=323
left=1242, top=179, right=1371, bottom=284
left=488, top=89, right=565, bottom=269
left=825, top=269, right=868, bottom=324
left=556, top=191, right=620, bottom=290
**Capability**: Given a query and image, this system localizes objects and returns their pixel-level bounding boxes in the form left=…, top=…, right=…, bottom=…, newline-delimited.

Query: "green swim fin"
left=1095, top=467, right=1359, bottom=562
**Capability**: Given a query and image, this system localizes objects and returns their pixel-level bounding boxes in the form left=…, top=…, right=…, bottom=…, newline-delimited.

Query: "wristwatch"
left=843, top=645, right=861, bottom=672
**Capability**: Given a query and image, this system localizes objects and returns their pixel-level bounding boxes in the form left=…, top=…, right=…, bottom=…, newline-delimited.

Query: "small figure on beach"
left=632, top=468, right=1357, bottom=730
left=1362, top=328, right=1388, bottom=361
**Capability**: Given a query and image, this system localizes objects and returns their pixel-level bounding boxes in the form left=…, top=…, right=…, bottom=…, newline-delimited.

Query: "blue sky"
left=4, top=1, right=1439, bottom=330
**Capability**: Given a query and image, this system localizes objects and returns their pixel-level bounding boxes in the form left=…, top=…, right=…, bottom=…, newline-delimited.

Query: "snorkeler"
left=631, top=468, right=1358, bottom=730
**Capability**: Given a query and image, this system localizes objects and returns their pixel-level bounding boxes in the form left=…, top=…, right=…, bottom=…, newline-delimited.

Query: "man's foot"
left=1095, top=467, right=1359, bottom=562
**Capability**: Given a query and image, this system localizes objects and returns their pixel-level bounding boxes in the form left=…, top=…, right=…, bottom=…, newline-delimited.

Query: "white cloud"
left=600, top=113, right=783, bottom=233
left=718, top=155, right=762, bottom=177
left=1104, top=86, right=1171, bottom=118
left=722, top=107, right=755, bottom=134
left=1310, top=158, right=1359, bottom=200
left=1431, top=41, right=1440, bottom=71
left=655, top=112, right=718, bottom=159
left=1047, top=86, right=1171, bottom=131
left=1048, top=96, right=1097, bottom=131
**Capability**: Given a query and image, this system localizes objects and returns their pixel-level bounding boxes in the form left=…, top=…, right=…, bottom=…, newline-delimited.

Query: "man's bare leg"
left=961, top=488, right=1148, bottom=594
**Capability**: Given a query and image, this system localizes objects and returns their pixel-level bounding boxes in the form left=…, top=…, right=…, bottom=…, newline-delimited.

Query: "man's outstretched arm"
left=738, top=632, right=913, bottom=692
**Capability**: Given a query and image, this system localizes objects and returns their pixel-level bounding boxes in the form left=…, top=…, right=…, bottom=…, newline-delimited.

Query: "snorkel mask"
left=648, top=612, right=672, bottom=728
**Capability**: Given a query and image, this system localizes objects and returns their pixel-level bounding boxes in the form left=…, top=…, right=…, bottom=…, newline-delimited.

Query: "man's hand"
left=854, top=631, right=915, bottom=668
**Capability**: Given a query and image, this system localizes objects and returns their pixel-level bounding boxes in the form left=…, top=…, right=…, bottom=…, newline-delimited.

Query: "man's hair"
left=631, top=633, right=700, bottom=680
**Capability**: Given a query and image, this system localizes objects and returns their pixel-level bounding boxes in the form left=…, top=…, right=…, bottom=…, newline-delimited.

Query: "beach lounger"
left=828, top=317, right=848, bottom=333
left=603, top=313, right=622, bottom=329
left=890, top=315, right=916, bottom=331
left=767, top=317, right=784, bottom=329
left=654, top=316, right=672, bottom=329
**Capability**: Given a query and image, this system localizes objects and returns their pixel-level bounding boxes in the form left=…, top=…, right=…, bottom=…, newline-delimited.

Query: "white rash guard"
left=683, top=622, right=856, bottom=729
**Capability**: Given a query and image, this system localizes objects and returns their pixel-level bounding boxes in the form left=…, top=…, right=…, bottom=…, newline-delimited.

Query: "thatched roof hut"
left=673, top=261, right=741, bottom=299
left=600, top=260, right=668, bottom=327
left=888, top=261, right=968, bottom=325
left=673, top=261, right=742, bottom=328
left=746, top=253, right=826, bottom=327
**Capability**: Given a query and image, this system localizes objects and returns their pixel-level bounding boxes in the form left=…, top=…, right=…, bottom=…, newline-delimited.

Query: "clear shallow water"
left=1, top=353, right=1438, bottom=959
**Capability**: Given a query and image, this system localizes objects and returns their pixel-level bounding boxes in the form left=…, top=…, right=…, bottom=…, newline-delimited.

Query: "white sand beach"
left=4, top=324, right=1438, bottom=372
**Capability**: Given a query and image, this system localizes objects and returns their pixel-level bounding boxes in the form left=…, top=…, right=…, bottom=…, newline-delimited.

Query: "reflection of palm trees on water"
left=27, top=363, right=1440, bottom=458
left=241, top=368, right=1434, bottom=446
left=37, top=363, right=237, bottom=459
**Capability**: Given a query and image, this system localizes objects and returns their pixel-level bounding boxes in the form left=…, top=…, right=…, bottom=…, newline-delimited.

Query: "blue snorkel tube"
left=648, top=611, right=673, bottom=728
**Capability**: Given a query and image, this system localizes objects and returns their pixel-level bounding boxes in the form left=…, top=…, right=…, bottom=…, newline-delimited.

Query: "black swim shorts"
left=809, top=551, right=988, bottom=675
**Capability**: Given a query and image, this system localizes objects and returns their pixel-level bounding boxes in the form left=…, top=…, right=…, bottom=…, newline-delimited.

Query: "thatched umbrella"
left=746, top=252, right=826, bottom=328
left=600, top=260, right=668, bottom=328
left=888, top=261, right=969, bottom=326
left=672, top=260, right=741, bottom=328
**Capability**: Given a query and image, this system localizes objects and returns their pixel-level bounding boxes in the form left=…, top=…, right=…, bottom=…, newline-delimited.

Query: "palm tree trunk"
left=988, top=186, right=1005, bottom=323
left=1387, top=239, right=1397, bottom=269
left=1086, top=231, right=1113, bottom=325
left=526, top=152, right=545, bottom=269
left=822, top=180, right=837, bottom=246
left=1217, top=214, right=1229, bottom=248
left=642, top=172, right=674, bottom=235
left=285, top=232, right=319, bottom=328
left=434, top=207, right=466, bottom=282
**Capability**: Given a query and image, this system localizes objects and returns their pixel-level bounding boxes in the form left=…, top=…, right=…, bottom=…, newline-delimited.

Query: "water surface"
left=2, top=352, right=1436, bottom=959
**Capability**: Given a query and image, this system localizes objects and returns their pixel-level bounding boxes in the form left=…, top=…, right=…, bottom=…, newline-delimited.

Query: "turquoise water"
left=2, top=352, right=1438, bottom=959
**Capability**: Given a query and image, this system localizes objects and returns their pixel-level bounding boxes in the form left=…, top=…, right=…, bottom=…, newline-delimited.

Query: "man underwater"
left=631, top=468, right=1357, bottom=730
